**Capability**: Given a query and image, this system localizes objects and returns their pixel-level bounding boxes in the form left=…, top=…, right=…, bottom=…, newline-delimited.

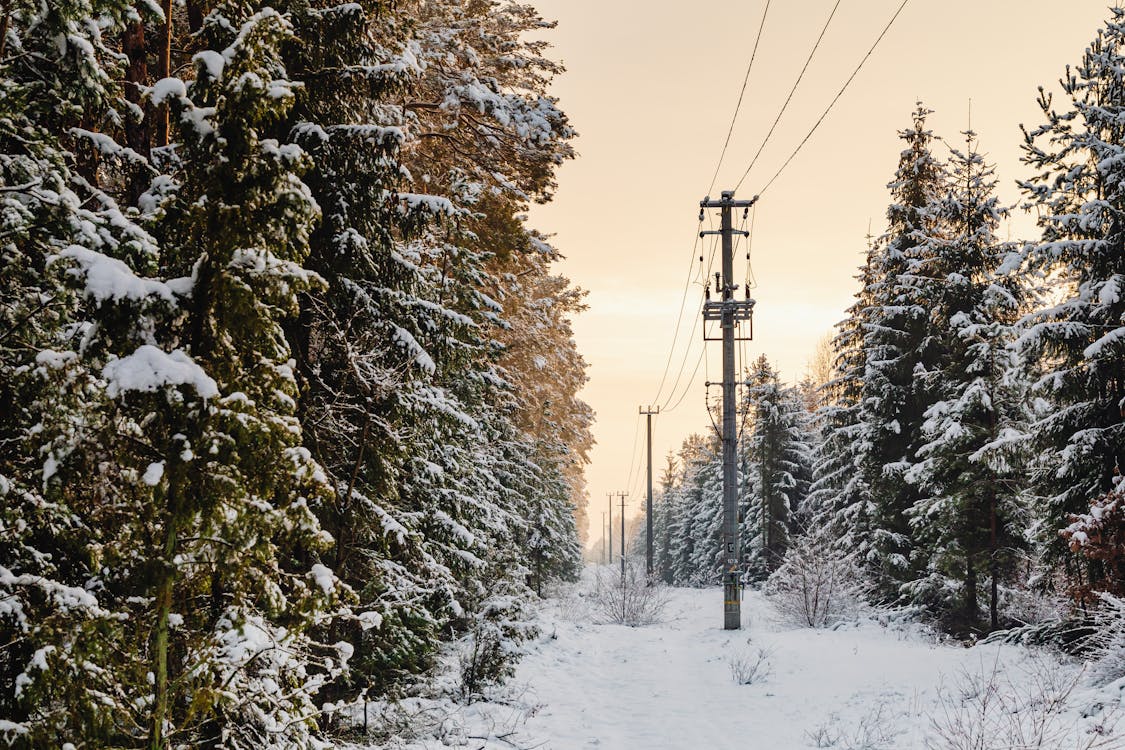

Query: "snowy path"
left=505, top=585, right=1100, bottom=750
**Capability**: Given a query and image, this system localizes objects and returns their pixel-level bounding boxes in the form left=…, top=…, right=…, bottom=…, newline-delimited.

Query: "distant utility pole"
left=617, top=491, right=629, bottom=577
left=639, top=406, right=660, bottom=577
left=607, top=493, right=614, bottom=567
left=701, top=190, right=757, bottom=630
left=601, top=511, right=608, bottom=565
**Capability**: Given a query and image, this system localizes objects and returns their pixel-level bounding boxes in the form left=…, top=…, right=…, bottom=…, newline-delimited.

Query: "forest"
left=0, top=0, right=592, bottom=746
left=9, top=0, right=1125, bottom=747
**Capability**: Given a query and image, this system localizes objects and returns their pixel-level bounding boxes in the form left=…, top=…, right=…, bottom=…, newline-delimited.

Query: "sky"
left=523, top=0, right=1114, bottom=545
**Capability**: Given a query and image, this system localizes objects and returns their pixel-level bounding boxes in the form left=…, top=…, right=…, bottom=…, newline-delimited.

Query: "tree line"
left=0, top=0, right=590, bottom=746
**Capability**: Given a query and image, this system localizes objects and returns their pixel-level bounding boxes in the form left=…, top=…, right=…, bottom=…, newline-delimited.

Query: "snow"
left=56, top=246, right=178, bottom=305
left=392, top=325, right=436, bottom=374
left=358, top=611, right=383, bottom=631
left=193, top=50, right=225, bottom=80
left=150, top=77, right=186, bottom=106
left=309, top=563, right=335, bottom=595
left=102, top=345, right=219, bottom=399
left=142, top=461, right=164, bottom=486
left=380, top=581, right=1121, bottom=749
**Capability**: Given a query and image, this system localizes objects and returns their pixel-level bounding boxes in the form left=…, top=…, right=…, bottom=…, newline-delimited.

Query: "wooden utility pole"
left=617, top=491, right=629, bottom=577
left=701, top=190, right=756, bottom=630
left=640, top=406, right=660, bottom=577
left=606, top=492, right=613, bottom=567
left=602, top=511, right=608, bottom=565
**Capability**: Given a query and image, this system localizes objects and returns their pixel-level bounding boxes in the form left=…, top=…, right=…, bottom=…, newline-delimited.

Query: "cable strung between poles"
left=734, top=0, right=843, bottom=192
left=754, top=0, right=912, bottom=198
left=706, top=0, right=772, bottom=197
left=649, top=220, right=704, bottom=406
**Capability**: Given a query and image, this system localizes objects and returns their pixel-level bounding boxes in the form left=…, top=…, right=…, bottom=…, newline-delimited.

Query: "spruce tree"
left=740, top=356, right=813, bottom=580
left=857, top=104, right=947, bottom=598
left=1018, top=7, right=1125, bottom=596
left=904, top=134, right=1029, bottom=634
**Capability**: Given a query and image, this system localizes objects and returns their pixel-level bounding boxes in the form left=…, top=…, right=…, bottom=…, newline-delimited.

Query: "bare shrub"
left=765, top=525, right=870, bottom=628
left=805, top=701, right=903, bottom=749
left=925, top=654, right=1123, bottom=750
left=728, top=645, right=774, bottom=685
left=590, top=559, right=670, bottom=626
left=1086, top=593, right=1125, bottom=687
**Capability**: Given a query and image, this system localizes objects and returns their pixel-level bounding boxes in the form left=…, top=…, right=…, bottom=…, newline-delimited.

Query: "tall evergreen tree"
left=904, top=134, right=1030, bottom=634
left=857, top=104, right=947, bottom=598
left=1018, top=7, right=1125, bottom=597
left=807, top=241, right=878, bottom=565
left=740, top=356, right=813, bottom=580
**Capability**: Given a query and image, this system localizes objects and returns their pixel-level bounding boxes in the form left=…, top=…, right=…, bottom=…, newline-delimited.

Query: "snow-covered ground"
left=367, top=576, right=1124, bottom=749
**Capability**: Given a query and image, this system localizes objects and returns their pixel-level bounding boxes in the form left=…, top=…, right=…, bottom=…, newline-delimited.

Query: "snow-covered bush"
left=925, top=655, right=1122, bottom=749
left=590, top=560, right=670, bottom=626
left=765, top=526, right=869, bottom=628
left=805, top=701, right=903, bottom=749
left=459, top=593, right=537, bottom=701
left=1085, top=593, right=1125, bottom=687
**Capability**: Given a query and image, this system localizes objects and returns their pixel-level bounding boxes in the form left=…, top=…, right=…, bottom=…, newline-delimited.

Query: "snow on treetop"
left=192, top=50, right=225, bottom=81
left=102, top=345, right=219, bottom=399
left=150, top=77, right=187, bottom=107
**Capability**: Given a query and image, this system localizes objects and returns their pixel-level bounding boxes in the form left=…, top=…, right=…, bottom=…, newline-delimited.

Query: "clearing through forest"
left=406, top=578, right=1122, bottom=750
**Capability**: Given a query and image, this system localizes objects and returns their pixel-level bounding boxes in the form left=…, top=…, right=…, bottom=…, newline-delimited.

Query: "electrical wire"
left=660, top=229, right=719, bottom=411
left=664, top=344, right=708, bottom=413
left=650, top=220, right=704, bottom=406
left=753, top=0, right=912, bottom=197
left=734, top=0, right=843, bottom=192
left=706, top=0, right=772, bottom=197
left=621, top=412, right=643, bottom=499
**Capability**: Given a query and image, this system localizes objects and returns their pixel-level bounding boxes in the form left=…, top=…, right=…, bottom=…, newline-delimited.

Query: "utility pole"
left=601, top=511, right=608, bottom=565
left=639, top=406, right=660, bottom=577
left=606, top=493, right=613, bottom=568
left=701, top=190, right=757, bottom=630
left=617, top=491, right=629, bottom=577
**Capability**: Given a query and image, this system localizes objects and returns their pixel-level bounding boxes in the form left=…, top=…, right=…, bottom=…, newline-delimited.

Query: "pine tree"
left=740, top=356, right=813, bottom=580
left=807, top=237, right=880, bottom=570
left=903, top=133, right=1030, bottom=634
left=0, top=0, right=169, bottom=741
left=666, top=435, right=715, bottom=585
left=857, top=104, right=947, bottom=598
left=1018, top=8, right=1125, bottom=597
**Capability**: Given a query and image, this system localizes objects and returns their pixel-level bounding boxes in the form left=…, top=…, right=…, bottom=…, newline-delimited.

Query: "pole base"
left=723, top=580, right=741, bottom=630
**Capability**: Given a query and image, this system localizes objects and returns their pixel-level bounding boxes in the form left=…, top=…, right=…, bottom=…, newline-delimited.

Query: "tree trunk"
left=989, top=491, right=999, bottom=631
left=123, top=19, right=150, bottom=155
left=156, top=0, right=173, bottom=146
left=965, top=553, right=978, bottom=635
left=150, top=491, right=178, bottom=750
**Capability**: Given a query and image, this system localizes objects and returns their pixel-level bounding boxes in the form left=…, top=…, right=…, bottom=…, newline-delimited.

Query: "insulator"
left=699, top=208, right=705, bottom=221
left=699, top=255, right=704, bottom=263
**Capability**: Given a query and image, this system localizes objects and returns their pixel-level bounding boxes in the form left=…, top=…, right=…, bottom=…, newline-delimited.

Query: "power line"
left=622, top=412, right=643, bottom=498
left=734, top=0, right=843, bottom=191
left=659, top=229, right=719, bottom=411
left=753, top=0, right=912, bottom=197
left=706, top=0, right=772, bottom=197
left=650, top=220, right=704, bottom=406
left=664, top=344, right=707, bottom=413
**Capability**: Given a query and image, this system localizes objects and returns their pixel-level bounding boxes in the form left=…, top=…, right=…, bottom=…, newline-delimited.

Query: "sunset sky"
left=524, top=0, right=1112, bottom=542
